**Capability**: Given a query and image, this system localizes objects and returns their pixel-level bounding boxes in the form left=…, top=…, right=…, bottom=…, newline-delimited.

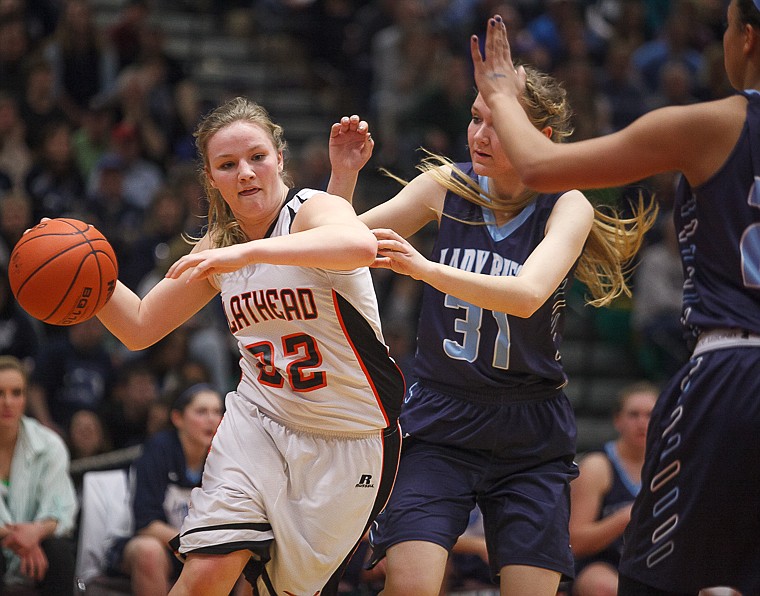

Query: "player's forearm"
left=250, top=225, right=377, bottom=271
left=570, top=513, right=630, bottom=557
left=326, top=171, right=359, bottom=203
left=487, top=94, right=562, bottom=191
left=97, top=280, right=211, bottom=350
left=415, top=262, right=546, bottom=318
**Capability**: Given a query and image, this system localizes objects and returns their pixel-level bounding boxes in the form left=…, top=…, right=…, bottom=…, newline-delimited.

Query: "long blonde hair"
left=392, top=65, right=657, bottom=307
left=193, top=97, right=292, bottom=248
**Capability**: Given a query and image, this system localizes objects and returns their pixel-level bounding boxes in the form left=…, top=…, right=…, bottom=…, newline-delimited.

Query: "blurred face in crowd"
left=614, top=389, right=657, bottom=451
left=172, top=389, right=223, bottom=451
left=69, top=409, right=107, bottom=458
left=0, top=366, right=25, bottom=434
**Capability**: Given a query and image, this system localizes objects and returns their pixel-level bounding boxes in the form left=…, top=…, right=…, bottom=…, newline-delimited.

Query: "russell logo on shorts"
left=355, top=474, right=374, bottom=488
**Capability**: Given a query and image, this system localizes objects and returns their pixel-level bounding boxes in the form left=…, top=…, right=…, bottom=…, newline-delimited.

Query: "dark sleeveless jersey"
left=599, top=441, right=639, bottom=556
left=675, top=90, right=760, bottom=341
left=412, top=163, right=571, bottom=395
left=575, top=441, right=639, bottom=571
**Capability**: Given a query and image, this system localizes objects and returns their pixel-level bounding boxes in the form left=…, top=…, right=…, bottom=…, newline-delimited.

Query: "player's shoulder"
left=577, top=450, right=614, bottom=486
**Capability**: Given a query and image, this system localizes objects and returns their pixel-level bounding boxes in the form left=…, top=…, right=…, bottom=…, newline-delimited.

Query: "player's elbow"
left=568, top=539, right=597, bottom=559
left=510, top=291, right=545, bottom=318
left=350, top=234, right=379, bottom=267
left=119, top=329, right=163, bottom=352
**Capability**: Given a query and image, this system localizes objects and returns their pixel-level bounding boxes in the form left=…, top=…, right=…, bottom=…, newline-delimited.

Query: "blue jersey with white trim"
left=676, top=90, right=760, bottom=340
left=412, top=164, right=571, bottom=394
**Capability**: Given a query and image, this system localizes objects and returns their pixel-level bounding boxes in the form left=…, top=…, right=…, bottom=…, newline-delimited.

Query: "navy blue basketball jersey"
left=599, top=441, right=639, bottom=524
left=596, top=442, right=639, bottom=557
left=675, top=90, right=760, bottom=340
left=574, top=442, right=639, bottom=573
left=412, top=163, right=571, bottom=393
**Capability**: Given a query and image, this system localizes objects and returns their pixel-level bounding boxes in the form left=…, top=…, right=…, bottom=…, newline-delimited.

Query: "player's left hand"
left=372, top=228, right=431, bottom=280
left=329, top=114, right=374, bottom=174
left=166, top=245, right=252, bottom=282
left=471, top=15, right=526, bottom=104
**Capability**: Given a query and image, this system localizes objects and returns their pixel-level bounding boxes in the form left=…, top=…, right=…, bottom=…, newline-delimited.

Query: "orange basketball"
left=8, top=218, right=118, bottom=326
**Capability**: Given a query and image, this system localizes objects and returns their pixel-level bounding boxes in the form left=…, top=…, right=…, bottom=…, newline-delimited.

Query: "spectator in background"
left=109, top=18, right=187, bottom=169
left=120, top=184, right=189, bottom=291
left=140, top=328, right=193, bottom=397
left=0, top=93, right=32, bottom=191
left=340, top=0, right=395, bottom=114
left=369, top=0, right=451, bottom=168
left=100, top=360, right=160, bottom=450
left=631, top=7, right=703, bottom=94
left=0, top=264, right=40, bottom=372
left=646, top=59, right=700, bottom=110
left=111, top=60, right=171, bottom=166
left=0, top=355, right=78, bottom=596
left=596, top=40, right=648, bottom=133
left=27, top=316, right=116, bottom=438
left=569, top=382, right=658, bottom=596
left=84, top=152, right=145, bottom=267
left=398, top=52, right=474, bottom=174
left=525, top=0, right=606, bottom=71
left=696, top=40, right=734, bottom=101
left=70, top=99, right=116, bottom=180
left=168, top=164, right=208, bottom=237
left=104, top=383, right=227, bottom=596
left=133, top=20, right=186, bottom=88
left=107, top=0, right=151, bottom=71
left=0, top=190, right=33, bottom=268
left=0, top=12, right=31, bottom=102
left=42, top=0, right=118, bottom=127
left=89, top=122, right=163, bottom=211
left=0, top=0, right=59, bottom=51
left=66, top=408, right=112, bottom=461
left=24, top=119, right=86, bottom=222
left=555, top=56, right=610, bottom=141
left=17, top=57, right=69, bottom=155
left=295, top=135, right=334, bottom=191
left=167, top=79, right=204, bottom=167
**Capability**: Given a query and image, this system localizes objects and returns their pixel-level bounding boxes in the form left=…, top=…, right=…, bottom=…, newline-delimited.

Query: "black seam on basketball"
left=42, top=252, right=96, bottom=322
left=15, top=240, right=95, bottom=297
left=11, top=231, right=90, bottom=256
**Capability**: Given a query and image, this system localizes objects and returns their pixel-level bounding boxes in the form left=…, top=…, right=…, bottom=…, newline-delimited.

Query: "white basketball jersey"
left=216, top=188, right=404, bottom=434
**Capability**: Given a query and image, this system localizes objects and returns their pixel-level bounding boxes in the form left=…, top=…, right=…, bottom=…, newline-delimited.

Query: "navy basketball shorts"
left=369, top=384, right=578, bottom=579
left=619, top=347, right=760, bottom=594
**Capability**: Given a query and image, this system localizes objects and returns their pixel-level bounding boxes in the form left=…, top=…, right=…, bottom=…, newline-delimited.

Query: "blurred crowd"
left=0, top=0, right=731, bottom=593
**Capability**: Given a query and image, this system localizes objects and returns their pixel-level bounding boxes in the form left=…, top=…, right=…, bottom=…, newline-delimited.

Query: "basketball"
left=8, top=218, right=118, bottom=326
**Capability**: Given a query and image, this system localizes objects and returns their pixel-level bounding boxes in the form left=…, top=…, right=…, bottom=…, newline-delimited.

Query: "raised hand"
left=329, top=114, right=374, bottom=175
left=470, top=15, right=526, bottom=104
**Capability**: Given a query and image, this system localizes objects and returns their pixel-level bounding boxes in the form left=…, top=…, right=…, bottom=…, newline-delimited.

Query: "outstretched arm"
left=373, top=190, right=594, bottom=317
left=97, top=236, right=219, bottom=351
left=470, top=15, right=737, bottom=190
left=165, top=193, right=378, bottom=283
